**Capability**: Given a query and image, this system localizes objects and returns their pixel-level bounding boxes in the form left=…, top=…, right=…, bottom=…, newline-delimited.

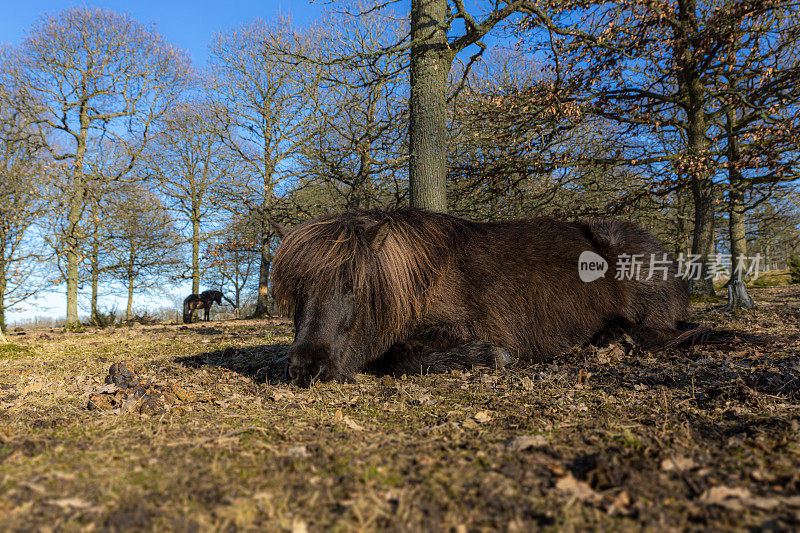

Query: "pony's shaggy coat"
left=272, top=209, right=689, bottom=384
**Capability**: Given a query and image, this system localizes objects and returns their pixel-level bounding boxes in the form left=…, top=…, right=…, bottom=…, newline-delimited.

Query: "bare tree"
left=298, top=12, right=409, bottom=210
left=81, top=139, right=139, bottom=324
left=203, top=219, right=260, bottom=317
left=0, top=57, right=52, bottom=333
left=207, top=18, right=321, bottom=317
left=12, top=8, right=190, bottom=328
left=143, top=99, right=232, bottom=294
left=104, top=184, right=181, bottom=320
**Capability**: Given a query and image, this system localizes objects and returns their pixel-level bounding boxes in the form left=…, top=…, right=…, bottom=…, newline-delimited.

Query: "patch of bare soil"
left=0, top=288, right=798, bottom=531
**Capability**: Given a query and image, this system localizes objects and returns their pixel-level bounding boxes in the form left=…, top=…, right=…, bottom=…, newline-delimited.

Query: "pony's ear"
left=364, top=219, right=391, bottom=254
left=270, top=220, right=290, bottom=240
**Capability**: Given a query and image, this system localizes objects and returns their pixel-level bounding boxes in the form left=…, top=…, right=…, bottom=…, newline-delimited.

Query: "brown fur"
left=272, top=209, right=689, bottom=385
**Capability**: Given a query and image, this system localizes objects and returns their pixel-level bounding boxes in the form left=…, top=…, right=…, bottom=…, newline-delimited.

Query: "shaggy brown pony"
left=183, top=290, right=224, bottom=323
left=272, top=209, right=688, bottom=386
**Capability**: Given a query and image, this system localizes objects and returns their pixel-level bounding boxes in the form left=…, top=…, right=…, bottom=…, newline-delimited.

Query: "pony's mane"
left=271, top=209, right=478, bottom=335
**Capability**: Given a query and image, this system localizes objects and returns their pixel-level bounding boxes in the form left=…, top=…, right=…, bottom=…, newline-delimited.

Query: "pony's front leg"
left=367, top=337, right=513, bottom=377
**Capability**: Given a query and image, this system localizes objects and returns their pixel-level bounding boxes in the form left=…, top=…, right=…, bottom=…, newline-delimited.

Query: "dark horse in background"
left=183, top=290, right=224, bottom=324
left=271, top=209, right=694, bottom=387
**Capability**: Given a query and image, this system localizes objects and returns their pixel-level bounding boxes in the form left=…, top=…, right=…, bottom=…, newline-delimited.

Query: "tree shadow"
left=579, top=340, right=799, bottom=441
left=174, top=325, right=225, bottom=335
left=174, top=344, right=289, bottom=385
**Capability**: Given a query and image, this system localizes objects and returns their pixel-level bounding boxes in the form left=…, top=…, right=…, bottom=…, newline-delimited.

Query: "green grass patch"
left=689, top=293, right=726, bottom=303
left=0, top=343, right=34, bottom=358
left=751, top=270, right=791, bottom=287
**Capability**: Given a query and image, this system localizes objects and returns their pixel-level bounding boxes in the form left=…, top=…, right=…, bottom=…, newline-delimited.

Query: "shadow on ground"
left=174, top=344, right=290, bottom=384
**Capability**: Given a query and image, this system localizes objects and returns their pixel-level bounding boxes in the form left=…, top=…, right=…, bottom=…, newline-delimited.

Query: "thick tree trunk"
left=65, top=105, right=90, bottom=329
left=677, top=0, right=715, bottom=296
left=253, top=230, right=272, bottom=317
left=721, top=19, right=751, bottom=287
left=65, top=176, right=86, bottom=328
left=724, top=279, right=754, bottom=310
left=409, top=0, right=452, bottom=213
left=672, top=0, right=716, bottom=296
left=690, top=175, right=716, bottom=295
left=675, top=191, right=692, bottom=258
left=729, top=196, right=747, bottom=275
left=126, top=275, right=134, bottom=320
left=728, top=156, right=748, bottom=282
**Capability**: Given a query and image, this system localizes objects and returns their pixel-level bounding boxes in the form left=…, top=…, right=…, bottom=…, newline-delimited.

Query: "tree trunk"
left=0, top=229, right=6, bottom=333
left=65, top=175, right=86, bottom=328
left=126, top=276, right=134, bottom=320
left=126, top=250, right=134, bottom=320
left=724, top=279, right=754, bottom=310
left=729, top=191, right=747, bottom=277
left=90, top=201, right=100, bottom=324
left=253, top=229, right=272, bottom=317
left=0, top=263, right=6, bottom=335
left=65, top=104, right=90, bottom=329
left=90, top=248, right=99, bottom=323
left=409, top=0, right=452, bottom=213
left=726, top=116, right=748, bottom=281
left=690, top=175, right=716, bottom=295
left=674, top=191, right=692, bottom=258
left=678, top=0, right=715, bottom=296
left=191, top=205, right=200, bottom=294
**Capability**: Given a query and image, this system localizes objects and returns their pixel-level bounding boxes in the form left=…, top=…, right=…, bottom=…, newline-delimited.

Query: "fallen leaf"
left=701, top=486, right=800, bottom=511
left=287, top=445, right=310, bottom=458
left=416, top=393, right=433, bottom=405
left=98, top=383, right=119, bottom=394
left=271, top=390, right=294, bottom=401
left=48, top=497, right=91, bottom=509
left=342, top=416, right=363, bottom=431
left=21, top=378, right=45, bottom=396
left=604, top=490, right=633, bottom=516
left=506, top=435, right=547, bottom=452
left=473, top=410, right=492, bottom=423
left=597, top=344, right=625, bottom=363
left=556, top=474, right=601, bottom=503
left=661, top=455, right=698, bottom=472
left=700, top=486, right=751, bottom=511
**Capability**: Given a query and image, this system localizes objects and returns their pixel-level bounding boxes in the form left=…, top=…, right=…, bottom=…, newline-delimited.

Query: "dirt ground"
left=1, top=285, right=799, bottom=531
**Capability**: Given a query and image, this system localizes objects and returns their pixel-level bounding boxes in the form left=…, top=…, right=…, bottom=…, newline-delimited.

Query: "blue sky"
left=1, top=1, right=337, bottom=324
left=1, top=0, right=326, bottom=67
left=0, top=1, right=505, bottom=325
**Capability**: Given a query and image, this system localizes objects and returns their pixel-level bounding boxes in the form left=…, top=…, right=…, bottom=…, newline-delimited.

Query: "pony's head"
left=271, top=210, right=459, bottom=386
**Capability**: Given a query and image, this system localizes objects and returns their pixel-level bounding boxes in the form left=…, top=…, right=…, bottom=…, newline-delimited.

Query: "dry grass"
left=1, top=288, right=799, bottom=531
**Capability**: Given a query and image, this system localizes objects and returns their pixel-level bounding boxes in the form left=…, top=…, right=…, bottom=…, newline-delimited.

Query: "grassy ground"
left=1, top=286, right=799, bottom=532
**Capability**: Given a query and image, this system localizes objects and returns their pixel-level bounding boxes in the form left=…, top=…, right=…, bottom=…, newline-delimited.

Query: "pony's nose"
left=286, top=343, right=330, bottom=386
